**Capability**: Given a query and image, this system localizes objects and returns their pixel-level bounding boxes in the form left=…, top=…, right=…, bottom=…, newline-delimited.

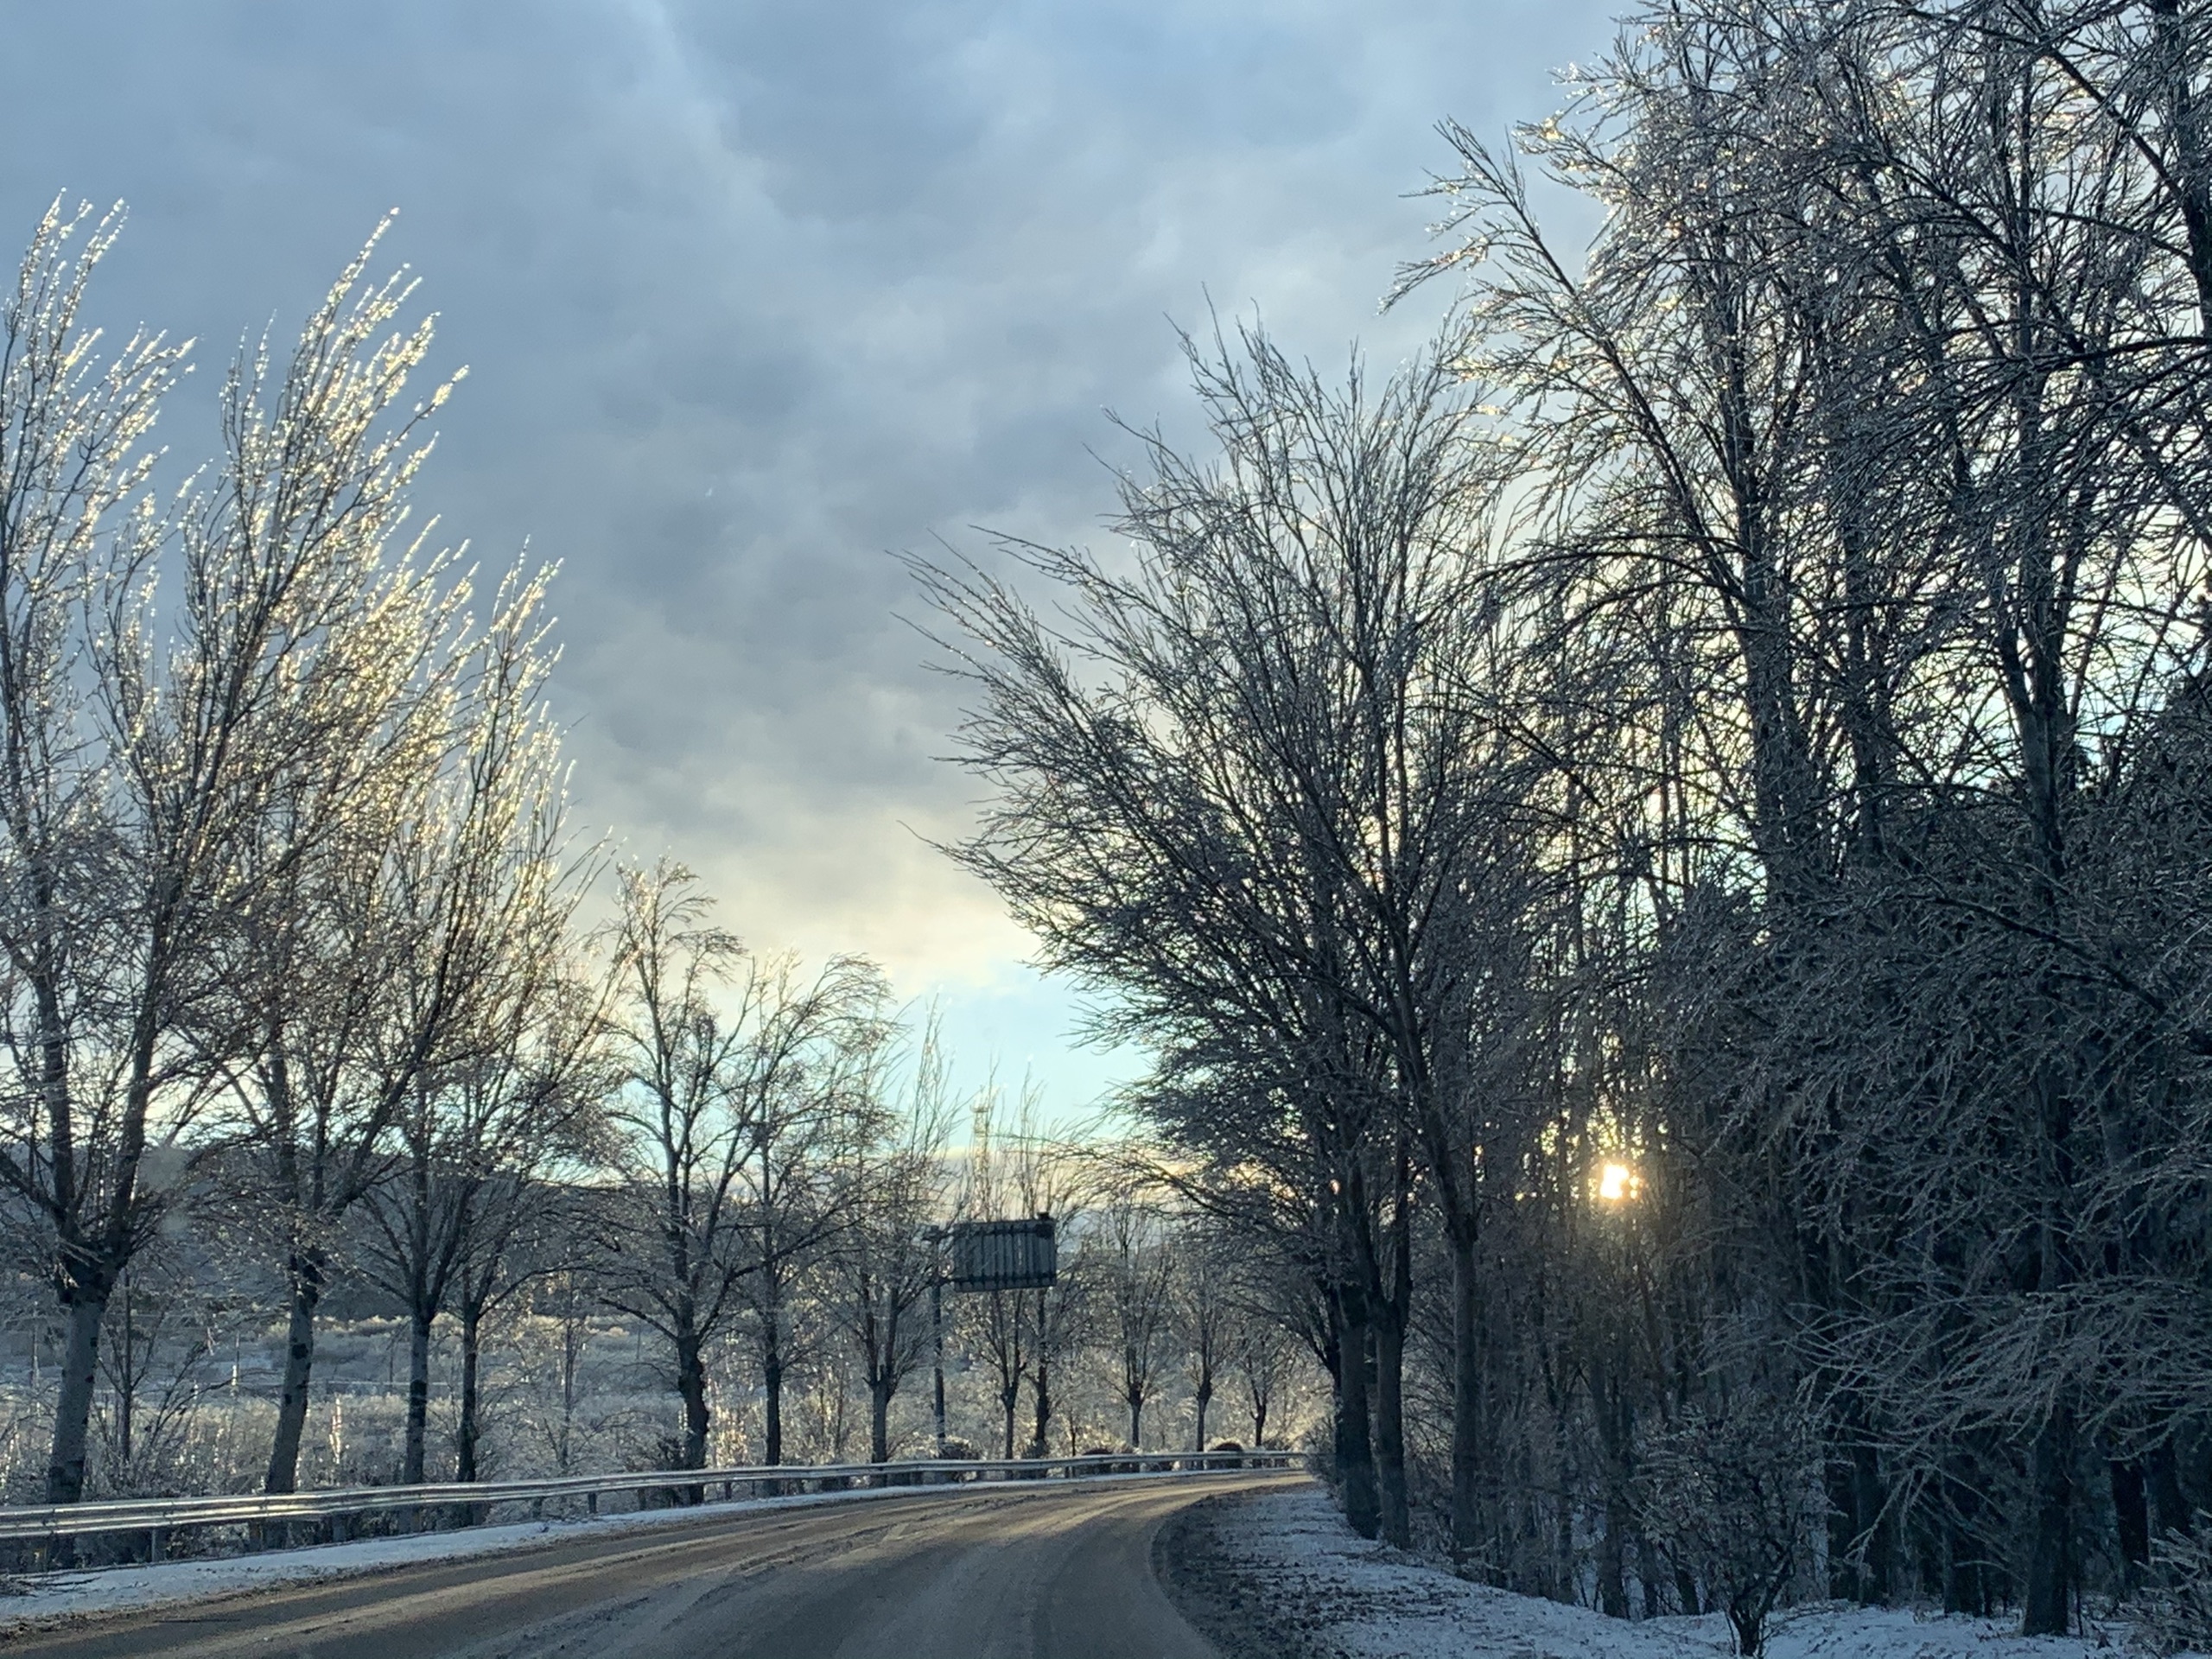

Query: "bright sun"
left=1598, top=1162, right=1637, bottom=1203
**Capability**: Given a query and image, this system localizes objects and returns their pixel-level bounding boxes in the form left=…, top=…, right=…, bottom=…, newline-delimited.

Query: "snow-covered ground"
left=1212, top=1486, right=2158, bottom=1659
left=0, top=1470, right=1200, bottom=1636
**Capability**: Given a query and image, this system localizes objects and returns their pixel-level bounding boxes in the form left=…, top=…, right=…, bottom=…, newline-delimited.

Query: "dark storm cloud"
left=0, top=0, right=1611, bottom=1102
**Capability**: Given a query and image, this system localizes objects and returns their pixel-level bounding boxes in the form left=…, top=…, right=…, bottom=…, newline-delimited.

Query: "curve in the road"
left=0, top=1471, right=1305, bottom=1659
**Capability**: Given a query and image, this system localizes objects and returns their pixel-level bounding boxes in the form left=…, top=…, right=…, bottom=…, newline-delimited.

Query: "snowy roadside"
left=0, top=1468, right=1205, bottom=1637
left=1173, top=1484, right=2156, bottom=1659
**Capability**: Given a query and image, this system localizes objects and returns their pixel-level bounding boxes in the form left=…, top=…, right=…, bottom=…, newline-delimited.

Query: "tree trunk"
left=1827, top=1457, right=1861, bottom=1600
left=1827, top=1393, right=1891, bottom=1604
left=1332, top=1287, right=1380, bottom=1540
left=1676, top=1567, right=1701, bottom=1617
left=1001, top=1389, right=1018, bottom=1459
left=1945, top=1523, right=1986, bottom=1618
left=870, top=1378, right=893, bottom=1464
left=115, top=1281, right=135, bottom=1471
left=931, top=1279, right=946, bottom=1457
left=1372, top=1173, right=1412, bottom=1549
left=1193, top=1383, right=1211, bottom=1452
left=455, top=1300, right=483, bottom=1483
left=1849, top=1451, right=1902, bottom=1601
left=1942, top=1449, right=1988, bottom=1617
left=1373, top=1303, right=1410, bottom=1548
left=1551, top=1393, right=1577, bottom=1602
left=556, top=1315, right=582, bottom=1474
left=1029, top=1353, right=1052, bottom=1458
left=675, top=1329, right=710, bottom=1471
left=264, top=1251, right=325, bottom=1493
left=403, top=1305, right=434, bottom=1484
left=2150, top=0, right=2212, bottom=330
left=2021, top=1401, right=2074, bottom=1636
left=1128, top=1393, right=1144, bottom=1449
left=2110, top=1457, right=2149, bottom=1580
left=1592, top=1359, right=1630, bottom=1620
left=2146, top=1435, right=2189, bottom=1535
left=45, top=1289, right=106, bottom=1505
left=761, top=1317, right=784, bottom=1466
left=1448, top=1230, right=1483, bottom=1559
left=1251, top=1395, right=1268, bottom=1450
left=1599, top=1481, right=1630, bottom=1619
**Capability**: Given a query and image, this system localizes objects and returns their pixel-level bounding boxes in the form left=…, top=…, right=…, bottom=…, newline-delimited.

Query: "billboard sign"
left=948, top=1217, right=1057, bottom=1292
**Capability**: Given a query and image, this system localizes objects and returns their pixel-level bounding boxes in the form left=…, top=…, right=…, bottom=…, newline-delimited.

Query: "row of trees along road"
left=913, top=0, right=2212, bottom=1646
left=0, top=203, right=1314, bottom=1522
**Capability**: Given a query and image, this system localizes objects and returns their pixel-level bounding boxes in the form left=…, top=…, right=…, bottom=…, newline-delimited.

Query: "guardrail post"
left=329, top=1513, right=350, bottom=1545
left=147, top=1526, right=165, bottom=1563
left=586, top=1491, right=599, bottom=1516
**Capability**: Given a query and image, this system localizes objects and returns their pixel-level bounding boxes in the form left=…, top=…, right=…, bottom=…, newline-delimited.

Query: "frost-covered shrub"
left=1639, top=1395, right=1823, bottom=1656
left=2133, top=1524, right=2212, bottom=1657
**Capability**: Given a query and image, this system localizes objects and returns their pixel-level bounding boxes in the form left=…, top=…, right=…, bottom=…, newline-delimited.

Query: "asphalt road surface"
left=0, top=1471, right=1303, bottom=1659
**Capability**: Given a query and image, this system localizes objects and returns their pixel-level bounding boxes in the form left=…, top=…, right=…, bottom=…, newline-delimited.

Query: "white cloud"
left=1, top=0, right=1613, bottom=1111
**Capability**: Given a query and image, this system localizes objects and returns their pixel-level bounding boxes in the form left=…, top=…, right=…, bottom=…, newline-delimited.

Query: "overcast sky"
left=1, top=0, right=1613, bottom=1122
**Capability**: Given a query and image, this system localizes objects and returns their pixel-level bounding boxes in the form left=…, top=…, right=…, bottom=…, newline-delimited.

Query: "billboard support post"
left=931, top=1272, right=947, bottom=1459
left=922, top=1217, right=1058, bottom=1460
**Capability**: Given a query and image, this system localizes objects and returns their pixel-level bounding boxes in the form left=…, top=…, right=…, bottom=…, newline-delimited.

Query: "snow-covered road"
left=0, top=1470, right=1300, bottom=1658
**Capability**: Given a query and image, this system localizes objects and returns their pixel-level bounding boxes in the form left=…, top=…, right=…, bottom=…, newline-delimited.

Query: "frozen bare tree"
left=1099, top=1193, right=1173, bottom=1449
left=238, top=558, right=569, bottom=1493
left=349, top=569, right=589, bottom=1484
left=828, top=1016, right=952, bottom=1463
left=595, top=861, right=882, bottom=1474
left=1021, top=1190, right=1089, bottom=1459
left=731, top=951, right=883, bottom=1469
left=593, top=861, right=753, bottom=1477
left=1226, top=1282, right=1303, bottom=1450
left=914, top=321, right=1545, bottom=1544
left=0, top=200, right=184, bottom=1510
left=441, top=968, right=610, bottom=1484
left=958, top=1089, right=1033, bottom=1460
left=1174, top=1218, right=1235, bottom=1452
left=0, top=205, right=475, bottom=1506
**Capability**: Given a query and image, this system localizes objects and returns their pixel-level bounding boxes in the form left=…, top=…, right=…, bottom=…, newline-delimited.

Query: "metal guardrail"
left=0, top=1450, right=1299, bottom=1560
